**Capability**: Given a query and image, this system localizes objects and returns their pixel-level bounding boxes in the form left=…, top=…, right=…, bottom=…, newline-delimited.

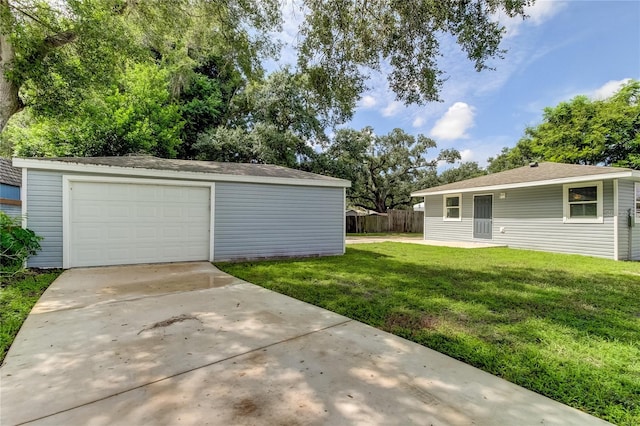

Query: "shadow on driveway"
left=0, top=262, right=609, bottom=425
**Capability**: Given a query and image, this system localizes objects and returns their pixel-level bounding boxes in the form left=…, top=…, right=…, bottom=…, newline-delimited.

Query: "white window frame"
left=443, top=193, right=462, bottom=221
left=563, top=181, right=603, bottom=224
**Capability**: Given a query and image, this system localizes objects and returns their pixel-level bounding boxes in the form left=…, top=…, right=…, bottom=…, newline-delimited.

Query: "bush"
left=0, top=212, right=42, bottom=276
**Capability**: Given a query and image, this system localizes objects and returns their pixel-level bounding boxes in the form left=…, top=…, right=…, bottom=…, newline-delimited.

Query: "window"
left=443, top=194, right=462, bottom=221
left=635, top=183, right=640, bottom=220
left=563, top=181, right=603, bottom=223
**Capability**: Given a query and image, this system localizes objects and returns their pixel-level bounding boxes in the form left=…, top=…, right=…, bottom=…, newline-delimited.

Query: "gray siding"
left=214, top=183, right=343, bottom=261
left=26, top=170, right=63, bottom=268
left=618, top=179, right=640, bottom=260
left=0, top=203, right=22, bottom=218
left=424, top=193, right=473, bottom=241
left=24, top=170, right=344, bottom=267
left=617, top=180, right=632, bottom=260
left=425, top=181, right=616, bottom=259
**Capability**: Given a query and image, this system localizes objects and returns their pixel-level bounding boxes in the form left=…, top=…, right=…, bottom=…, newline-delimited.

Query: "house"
left=0, top=158, right=22, bottom=218
left=13, top=156, right=350, bottom=268
left=413, top=202, right=424, bottom=212
left=411, top=162, right=640, bottom=260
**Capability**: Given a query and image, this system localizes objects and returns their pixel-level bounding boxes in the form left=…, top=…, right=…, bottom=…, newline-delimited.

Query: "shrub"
left=0, top=212, right=42, bottom=276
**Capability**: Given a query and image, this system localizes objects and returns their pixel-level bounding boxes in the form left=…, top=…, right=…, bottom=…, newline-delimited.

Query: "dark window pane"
left=570, top=203, right=597, bottom=217
left=446, top=207, right=460, bottom=218
left=569, top=186, right=597, bottom=202
left=446, top=197, right=459, bottom=207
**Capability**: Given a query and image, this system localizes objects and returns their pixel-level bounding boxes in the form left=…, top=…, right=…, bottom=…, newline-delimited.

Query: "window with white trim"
left=443, top=194, right=462, bottom=221
left=563, top=181, right=603, bottom=223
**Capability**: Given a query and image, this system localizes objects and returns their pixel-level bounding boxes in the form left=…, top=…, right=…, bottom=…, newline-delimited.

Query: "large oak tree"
left=1, top=0, right=531, bottom=134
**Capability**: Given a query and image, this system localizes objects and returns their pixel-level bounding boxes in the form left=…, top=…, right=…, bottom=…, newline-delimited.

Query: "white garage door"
left=68, top=181, right=211, bottom=267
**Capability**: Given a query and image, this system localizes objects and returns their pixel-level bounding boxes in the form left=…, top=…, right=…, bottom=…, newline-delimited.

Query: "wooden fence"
left=346, top=210, right=424, bottom=234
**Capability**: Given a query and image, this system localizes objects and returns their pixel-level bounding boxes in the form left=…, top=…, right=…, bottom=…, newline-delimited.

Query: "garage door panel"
left=69, top=181, right=210, bottom=267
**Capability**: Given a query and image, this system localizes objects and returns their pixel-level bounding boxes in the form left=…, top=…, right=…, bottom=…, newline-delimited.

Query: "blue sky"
left=271, top=0, right=640, bottom=168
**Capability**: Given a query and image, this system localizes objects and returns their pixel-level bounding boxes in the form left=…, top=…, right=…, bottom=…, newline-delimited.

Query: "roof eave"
left=12, top=158, right=351, bottom=188
left=411, top=171, right=639, bottom=197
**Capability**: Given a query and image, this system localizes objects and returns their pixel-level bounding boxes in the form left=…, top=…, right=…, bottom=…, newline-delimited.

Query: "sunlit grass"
left=0, top=270, right=61, bottom=364
left=218, top=243, right=640, bottom=425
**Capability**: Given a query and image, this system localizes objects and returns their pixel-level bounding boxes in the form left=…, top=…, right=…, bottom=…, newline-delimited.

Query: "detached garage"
left=12, top=156, right=350, bottom=268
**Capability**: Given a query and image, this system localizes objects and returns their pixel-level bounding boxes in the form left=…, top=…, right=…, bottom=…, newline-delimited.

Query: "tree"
left=193, top=69, right=325, bottom=167
left=0, top=0, right=281, bottom=132
left=315, top=127, right=457, bottom=212
left=1, top=0, right=530, bottom=134
left=299, top=0, right=532, bottom=122
left=487, top=80, right=640, bottom=172
left=8, top=63, right=184, bottom=157
left=487, top=145, right=532, bottom=173
left=439, top=162, right=487, bottom=184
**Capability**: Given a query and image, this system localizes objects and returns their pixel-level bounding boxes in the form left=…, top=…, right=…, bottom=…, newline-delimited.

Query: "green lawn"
left=217, top=243, right=640, bottom=425
left=0, top=270, right=61, bottom=364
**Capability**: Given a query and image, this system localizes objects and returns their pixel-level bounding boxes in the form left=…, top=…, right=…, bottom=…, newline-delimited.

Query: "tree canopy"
left=312, top=127, right=458, bottom=212
left=488, top=80, right=640, bottom=172
left=1, top=0, right=530, bottom=135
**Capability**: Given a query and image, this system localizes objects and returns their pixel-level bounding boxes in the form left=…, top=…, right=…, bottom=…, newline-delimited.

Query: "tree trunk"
left=0, top=31, right=23, bottom=132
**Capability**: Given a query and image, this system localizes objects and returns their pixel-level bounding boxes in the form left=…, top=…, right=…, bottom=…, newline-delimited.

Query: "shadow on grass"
left=217, top=245, right=640, bottom=424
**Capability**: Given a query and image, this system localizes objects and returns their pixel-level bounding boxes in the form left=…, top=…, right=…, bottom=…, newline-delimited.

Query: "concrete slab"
left=0, top=262, right=609, bottom=425
left=346, top=237, right=506, bottom=249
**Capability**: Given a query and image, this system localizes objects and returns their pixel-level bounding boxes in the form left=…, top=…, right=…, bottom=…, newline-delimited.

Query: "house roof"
left=412, top=162, right=639, bottom=196
left=0, top=158, right=22, bottom=187
left=12, top=156, right=350, bottom=188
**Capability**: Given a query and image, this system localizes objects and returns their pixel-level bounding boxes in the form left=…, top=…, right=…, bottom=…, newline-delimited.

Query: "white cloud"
left=412, top=116, right=425, bottom=128
left=499, top=1, right=566, bottom=38
left=590, top=78, right=631, bottom=99
left=459, top=149, right=475, bottom=162
left=381, top=101, right=402, bottom=117
left=359, top=95, right=378, bottom=108
left=430, top=102, right=476, bottom=141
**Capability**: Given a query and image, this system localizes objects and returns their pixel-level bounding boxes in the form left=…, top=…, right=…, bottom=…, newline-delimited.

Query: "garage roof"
left=13, top=156, right=351, bottom=188
left=412, top=162, right=640, bottom=196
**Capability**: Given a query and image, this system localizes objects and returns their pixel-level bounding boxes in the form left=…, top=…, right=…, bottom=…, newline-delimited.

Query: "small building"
left=0, top=158, right=22, bottom=218
left=411, top=162, right=640, bottom=260
left=13, top=156, right=350, bottom=268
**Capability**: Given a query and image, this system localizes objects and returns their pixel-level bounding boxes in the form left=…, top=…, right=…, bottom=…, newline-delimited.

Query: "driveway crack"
left=18, top=318, right=353, bottom=425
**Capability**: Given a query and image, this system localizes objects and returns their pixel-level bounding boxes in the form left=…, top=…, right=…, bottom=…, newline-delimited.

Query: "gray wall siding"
left=214, top=183, right=343, bottom=261
left=617, top=180, right=631, bottom=260
left=425, top=181, right=616, bottom=259
left=26, top=170, right=63, bottom=268
left=618, top=179, right=640, bottom=260
left=0, top=204, right=22, bottom=218
left=424, top=193, right=473, bottom=241
left=24, top=171, right=344, bottom=267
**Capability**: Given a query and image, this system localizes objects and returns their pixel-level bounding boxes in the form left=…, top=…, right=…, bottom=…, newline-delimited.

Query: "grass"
left=0, top=270, right=61, bottom=364
left=217, top=243, right=640, bottom=425
left=346, top=232, right=422, bottom=238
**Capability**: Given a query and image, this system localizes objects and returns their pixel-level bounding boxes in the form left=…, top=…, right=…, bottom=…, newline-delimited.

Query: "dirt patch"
left=233, top=398, right=261, bottom=417
left=138, top=314, right=201, bottom=334
left=384, top=312, right=438, bottom=332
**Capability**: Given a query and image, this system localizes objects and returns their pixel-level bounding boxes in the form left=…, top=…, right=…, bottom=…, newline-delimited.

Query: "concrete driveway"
left=1, top=262, right=609, bottom=425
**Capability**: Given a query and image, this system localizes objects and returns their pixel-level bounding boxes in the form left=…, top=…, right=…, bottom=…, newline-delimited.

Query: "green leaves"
left=0, top=212, right=42, bottom=275
left=314, top=127, right=449, bottom=212
left=488, top=80, right=640, bottom=171
left=299, top=0, right=529, bottom=106
left=10, top=62, right=184, bottom=157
